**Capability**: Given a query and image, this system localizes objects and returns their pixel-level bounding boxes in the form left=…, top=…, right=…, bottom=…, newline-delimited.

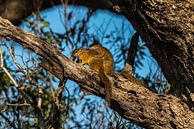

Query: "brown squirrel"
left=72, top=42, right=114, bottom=106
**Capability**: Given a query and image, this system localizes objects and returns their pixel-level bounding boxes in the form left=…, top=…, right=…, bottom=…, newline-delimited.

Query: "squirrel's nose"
left=73, top=57, right=81, bottom=63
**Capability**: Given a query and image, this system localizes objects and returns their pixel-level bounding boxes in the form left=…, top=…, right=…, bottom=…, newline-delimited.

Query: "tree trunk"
left=111, top=0, right=194, bottom=97
left=0, top=16, right=194, bottom=129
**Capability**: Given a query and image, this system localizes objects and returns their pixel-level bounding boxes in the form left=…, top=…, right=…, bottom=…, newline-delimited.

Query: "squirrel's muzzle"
left=72, top=56, right=82, bottom=63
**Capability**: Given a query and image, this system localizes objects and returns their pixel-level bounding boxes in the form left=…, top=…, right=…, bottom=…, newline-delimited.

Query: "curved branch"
left=0, top=16, right=193, bottom=129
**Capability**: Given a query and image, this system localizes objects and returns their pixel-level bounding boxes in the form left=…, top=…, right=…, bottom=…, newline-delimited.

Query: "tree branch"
left=0, top=16, right=193, bottom=129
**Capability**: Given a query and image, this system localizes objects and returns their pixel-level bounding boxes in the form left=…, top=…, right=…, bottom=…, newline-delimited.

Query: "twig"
left=6, top=102, right=30, bottom=107
left=55, top=79, right=67, bottom=108
left=0, top=39, right=18, bottom=87
left=1, top=67, right=18, bottom=87
left=37, top=86, right=43, bottom=108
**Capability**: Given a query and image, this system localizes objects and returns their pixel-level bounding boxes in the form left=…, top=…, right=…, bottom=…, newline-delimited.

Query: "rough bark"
left=111, top=0, right=194, bottom=97
left=0, top=16, right=194, bottom=129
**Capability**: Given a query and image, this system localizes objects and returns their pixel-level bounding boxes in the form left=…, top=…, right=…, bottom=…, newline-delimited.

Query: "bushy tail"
left=99, top=65, right=112, bottom=107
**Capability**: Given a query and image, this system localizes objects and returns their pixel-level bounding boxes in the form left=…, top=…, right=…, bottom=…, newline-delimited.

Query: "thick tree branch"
left=0, top=17, right=193, bottom=129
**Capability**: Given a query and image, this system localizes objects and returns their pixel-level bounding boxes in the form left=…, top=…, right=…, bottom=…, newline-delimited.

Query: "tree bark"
left=111, top=0, right=194, bottom=97
left=0, top=16, right=194, bottom=129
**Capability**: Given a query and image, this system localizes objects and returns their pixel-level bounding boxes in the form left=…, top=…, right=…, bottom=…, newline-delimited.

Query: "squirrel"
left=72, top=42, right=114, bottom=106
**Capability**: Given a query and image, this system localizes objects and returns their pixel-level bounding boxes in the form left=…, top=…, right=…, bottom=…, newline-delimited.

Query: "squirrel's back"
left=89, top=43, right=114, bottom=74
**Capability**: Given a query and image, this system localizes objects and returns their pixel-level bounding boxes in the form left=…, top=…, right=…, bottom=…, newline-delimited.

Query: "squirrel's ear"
left=89, top=40, right=101, bottom=47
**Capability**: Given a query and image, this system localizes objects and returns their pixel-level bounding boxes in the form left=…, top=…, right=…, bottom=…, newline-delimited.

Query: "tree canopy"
left=0, top=0, right=193, bottom=129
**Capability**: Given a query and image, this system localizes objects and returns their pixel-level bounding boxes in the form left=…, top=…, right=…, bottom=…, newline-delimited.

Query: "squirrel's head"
left=72, top=48, right=89, bottom=63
